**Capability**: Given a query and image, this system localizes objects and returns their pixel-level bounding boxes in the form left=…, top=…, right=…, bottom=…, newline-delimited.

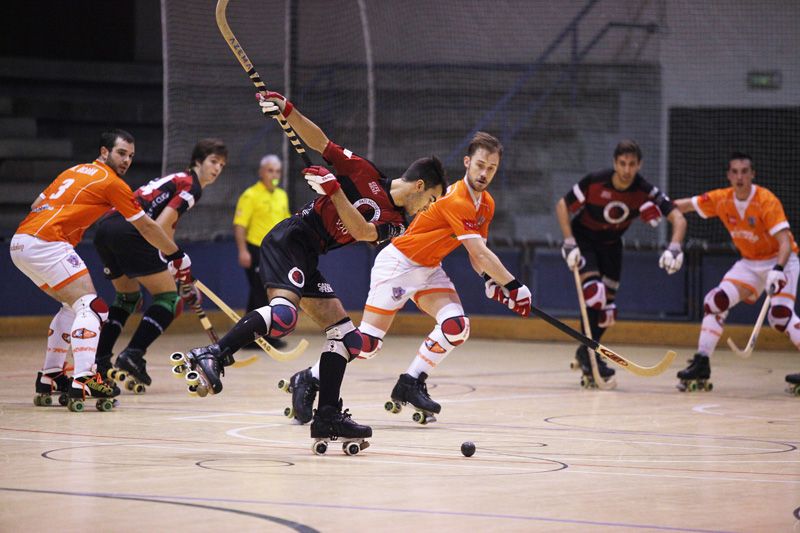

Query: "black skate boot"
left=115, top=348, right=150, bottom=393
left=67, top=373, right=119, bottom=412
left=385, top=373, right=441, bottom=424
left=785, top=372, right=800, bottom=396
left=278, top=368, right=319, bottom=424
left=179, top=343, right=234, bottom=397
left=96, top=353, right=126, bottom=384
left=676, top=353, right=712, bottom=392
left=310, top=401, right=372, bottom=456
left=33, top=365, right=72, bottom=407
left=575, top=346, right=616, bottom=389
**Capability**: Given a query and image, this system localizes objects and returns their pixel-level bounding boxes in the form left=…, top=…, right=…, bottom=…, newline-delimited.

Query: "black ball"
left=461, top=441, right=476, bottom=457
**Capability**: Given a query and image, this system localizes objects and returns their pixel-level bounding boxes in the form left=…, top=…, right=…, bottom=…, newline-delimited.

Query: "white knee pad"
left=582, top=280, right=606, bottom=310
left=768, top=298, right=796, bottom=332
left=71, top=294, right=109, bottom=324
left=324, top=319, right=363, bottom=361
left=435, top=303, right=470, bottom=346
left=703, top=281, right=739, bottom=315
left=598, top=303, right=617, bottom=329
left=357, top=322, right=385, bottom=360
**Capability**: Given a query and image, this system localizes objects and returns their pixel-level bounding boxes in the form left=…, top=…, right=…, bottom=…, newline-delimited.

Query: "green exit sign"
left=747, top=70, right=782, bottom=90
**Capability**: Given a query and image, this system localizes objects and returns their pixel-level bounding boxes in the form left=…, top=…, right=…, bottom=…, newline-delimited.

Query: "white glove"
left=767, top=266, right=787, bottom=295
left=658, top=243, right=684, bottom=275
left=561, top=237, right=583, bottom=270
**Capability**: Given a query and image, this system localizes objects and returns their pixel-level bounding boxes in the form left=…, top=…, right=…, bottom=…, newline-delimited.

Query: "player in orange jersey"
left=284, top=132, right=531, bottom=424
left=674, top=152, right=800, bottom=391
left=9, top=129, right=193, bottom=410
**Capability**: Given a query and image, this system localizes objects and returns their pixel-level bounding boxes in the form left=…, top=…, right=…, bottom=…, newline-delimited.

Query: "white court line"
left=566, top=468, right=800, bottom=485
left=693, top=403, right=799, bottom=422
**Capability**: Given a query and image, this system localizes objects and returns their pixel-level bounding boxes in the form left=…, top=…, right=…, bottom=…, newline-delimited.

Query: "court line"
left=693, top=403, right=799, bottom=422
left=566, top=467, right=800, bottom=485
left=0, top=488, right=732, bottom=533
left=0, top=487, right=317, bottom=532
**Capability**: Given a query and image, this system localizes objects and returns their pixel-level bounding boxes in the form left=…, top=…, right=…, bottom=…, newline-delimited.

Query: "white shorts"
left=364, top=244, right=456, bottom=315
left=722, top=253, right=799, bottom=306
left=10, top=233, right=89, bottom=290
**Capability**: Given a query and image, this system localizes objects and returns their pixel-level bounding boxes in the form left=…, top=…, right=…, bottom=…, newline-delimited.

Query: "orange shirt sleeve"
left=106, top=178, right=144, bottom=221
left=693, top=188, right=725, bottom=219
left=439, top=196, right=481, bottom=239
left=761, top=190, right=790, bottom=235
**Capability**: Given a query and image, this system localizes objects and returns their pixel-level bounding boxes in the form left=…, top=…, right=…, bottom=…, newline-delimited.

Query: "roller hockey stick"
left=215, top=0, right=312, bottom=166
left=529, top=304, right=676, bottom=377
left=179, top=282, right=220, bottom=343
left=572, top=268, right=615, bottom=389
left=726, top=294, right=770, bottom=359
left=194, top=280, right=308, bottom=363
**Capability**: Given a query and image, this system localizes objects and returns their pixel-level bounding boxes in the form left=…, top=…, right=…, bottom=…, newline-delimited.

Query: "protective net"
left=163, top=0, right=799, bottom=247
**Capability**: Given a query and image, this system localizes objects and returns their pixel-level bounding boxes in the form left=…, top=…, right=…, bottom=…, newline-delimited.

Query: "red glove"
left=639, top=201, right=662, bottom=227
left=483, top=274, right=506, bottom=302
left=503, top=279, right=532, bottom=317
left=256, top=91, right=294, bottom=118
left=161, top=249, right=193, bottom=285
left=303, top=165, right=340, bottom=196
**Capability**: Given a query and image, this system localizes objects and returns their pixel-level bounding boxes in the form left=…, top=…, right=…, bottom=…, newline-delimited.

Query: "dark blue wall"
left=1, top=239, right=773, bottom=324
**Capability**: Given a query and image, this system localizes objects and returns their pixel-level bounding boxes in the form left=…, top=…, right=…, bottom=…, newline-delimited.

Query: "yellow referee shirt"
left=233, top=181, right=291, bottom=246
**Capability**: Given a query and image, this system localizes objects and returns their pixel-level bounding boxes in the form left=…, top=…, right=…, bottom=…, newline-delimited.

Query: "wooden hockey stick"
left=194, top=280, right=308, bottom=363
left=529, top=304, right=676, bottom=377
left=215, top=0, right=312, bottom=166
left=726, top=294, right=770, bottom=359
left=572, top=268, right=615, bottom=389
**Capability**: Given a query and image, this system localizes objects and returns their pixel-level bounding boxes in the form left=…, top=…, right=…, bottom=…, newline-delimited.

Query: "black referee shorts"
left=94, top=213, right=167, bottom=280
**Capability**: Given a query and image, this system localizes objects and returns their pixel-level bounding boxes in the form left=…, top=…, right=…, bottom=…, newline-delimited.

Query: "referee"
left=233, top=154, right=291, bottom=346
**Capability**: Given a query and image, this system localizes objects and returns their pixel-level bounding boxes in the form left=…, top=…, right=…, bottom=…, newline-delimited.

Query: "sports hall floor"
left=0, top=332, right=798, bottom=532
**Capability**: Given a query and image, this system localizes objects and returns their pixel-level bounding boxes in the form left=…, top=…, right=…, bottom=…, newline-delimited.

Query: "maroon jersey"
left=563, top=169, right=674, bottom=242
left=135, top=171, right=202, bottom=220
left=298, top=141, right=407, bottom=253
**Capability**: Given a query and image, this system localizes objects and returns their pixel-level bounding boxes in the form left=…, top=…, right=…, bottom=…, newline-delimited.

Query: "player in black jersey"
left=178, top=92, right=447, bottom=448
left=555, top=140, right=687, bottom=385
left=93, top=139, right=227, bottom=389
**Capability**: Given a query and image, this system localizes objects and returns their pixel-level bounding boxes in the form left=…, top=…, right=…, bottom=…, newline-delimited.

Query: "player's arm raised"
left=303, top=165, right=378, bottom=242
left=257, top=92, right=329, bottom=155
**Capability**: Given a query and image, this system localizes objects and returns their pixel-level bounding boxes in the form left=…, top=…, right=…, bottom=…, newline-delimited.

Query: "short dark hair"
left=613, top=139, right=642, bottom=161
left=728, top=151, right=754, bottom=170
left=467, top=131, right=503, bottom=158
left=401, top=155, right=448, bottom=191
left=189, top=138, right=228, bottom=169
left=99, top=129, right=135, bottom=151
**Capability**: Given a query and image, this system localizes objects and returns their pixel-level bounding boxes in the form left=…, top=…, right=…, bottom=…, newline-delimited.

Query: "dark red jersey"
left=563, top=169, right=674, bottom=242
left=135, top=170, right=202, bottom=220
left=297, top=141, right=407, bottom=253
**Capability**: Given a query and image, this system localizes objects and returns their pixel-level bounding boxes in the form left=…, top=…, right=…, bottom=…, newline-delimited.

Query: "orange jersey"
left=16, top=160, right=144, bottom=246
left=692, top=185, right=798, bottom=260
left=393, top=177, right=495, bottom=267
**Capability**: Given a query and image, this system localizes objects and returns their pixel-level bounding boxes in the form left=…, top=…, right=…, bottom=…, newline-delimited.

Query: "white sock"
left=70, top=297, right=102, bottom=377
left=406, top=325, right=454, bottom=378
left=44, top=304, right=75, bottom=370
left=697, top=313, right=724, bottom=356
left=310, top=359, right=321, bottom=380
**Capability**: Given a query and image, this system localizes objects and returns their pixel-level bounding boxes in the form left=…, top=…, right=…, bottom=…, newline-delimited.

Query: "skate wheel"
left=187, top=384, right=199, bottom=397
left=580, top=375, right=593, bottom=388
left=58, top=394, right=68, bottom=406
left=569, top=359, right=579, bottom=371
left=312, top=441, right=328, bottom=455
left=412, top=412, right=427, bottom=425
left=171, top=365, right=187, bottom=378
left=343, top=442, right=360, bottom=456
left=384, top=400, right=401, bottom=414
left=132, top=384, right=145, bottom=394
left=793, top=385, right=800, bottom=396
left=185, top=371, right=200, bottom=387
left=705, top=382, right=714, bottom=392
left=42, top=395, right=53, bottom=406
left=95, top=399, right=114, bottom=412
left=125, top=380, right=134, bottom=391
left=360, top=440, right=370, bottom=451
left=68, top=399, right=84, bottom=412
left=33, top=395, right=41, bottom=406
left=688, top=381, right=698, bottom=392
left=284, top=407, right=294, bottom=418
left=169, top=352, right=186, bottom=365
left=277, top=379, right=290, bottom=392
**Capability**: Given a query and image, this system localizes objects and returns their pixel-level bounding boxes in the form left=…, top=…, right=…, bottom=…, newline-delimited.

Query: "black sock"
left=318, top=352, right=347, bottom=408
left=128, top=304, right=174, bottom=352
left=97, top=306, right=131, bottom=360
left=587, top=308, right=605, bottom=340
left=218, top=310, right=269, bottom=354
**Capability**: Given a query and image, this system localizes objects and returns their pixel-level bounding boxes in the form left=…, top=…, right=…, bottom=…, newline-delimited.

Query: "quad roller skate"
left=785, top=373, right=800, bottom=396
left=575, top=346, right=617, bottom=389
left=676, top=353, right=713, bottom=392
left=384, top=372, right=440, bottom=424
left=277, top=367, right=319, bottom=423
left=33, top=364, right=72, bottom=407
left=170, top=343, right=231, bottom=397
left=67, top=373, right=119, bottom=412
left=310, top=401, right=371, bottom=456
left=115, top=348, right=150, bottom=394
left=96, top=354, right=127, bottom=385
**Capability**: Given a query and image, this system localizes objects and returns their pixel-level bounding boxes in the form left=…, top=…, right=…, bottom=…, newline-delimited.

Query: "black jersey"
left=297, top=141, right=407, bottom=253
left=563, top=169, right=674, bottom=242
left=135, top=170, right=202, bottom=220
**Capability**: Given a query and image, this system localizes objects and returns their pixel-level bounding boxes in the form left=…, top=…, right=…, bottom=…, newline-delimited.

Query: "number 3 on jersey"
left=49, top=178, right=75, bottom=199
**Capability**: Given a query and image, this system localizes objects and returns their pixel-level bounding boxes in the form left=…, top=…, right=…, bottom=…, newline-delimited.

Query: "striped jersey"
left=134, top=170, right=202, bottom=220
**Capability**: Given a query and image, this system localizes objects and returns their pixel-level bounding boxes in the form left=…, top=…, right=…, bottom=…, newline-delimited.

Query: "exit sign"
left=747, top=70, right=782, bottom=90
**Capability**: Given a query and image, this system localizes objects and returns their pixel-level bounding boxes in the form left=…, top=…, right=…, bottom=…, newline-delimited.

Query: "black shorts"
left=259, top=216, right=337, bottom=299
left=94, top=213, right=166, bottom=279
left=574, top=227, right=622, bottom=289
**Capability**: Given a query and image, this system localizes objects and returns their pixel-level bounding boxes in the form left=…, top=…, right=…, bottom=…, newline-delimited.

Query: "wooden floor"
left=0, top=332, right=798, bottom=532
